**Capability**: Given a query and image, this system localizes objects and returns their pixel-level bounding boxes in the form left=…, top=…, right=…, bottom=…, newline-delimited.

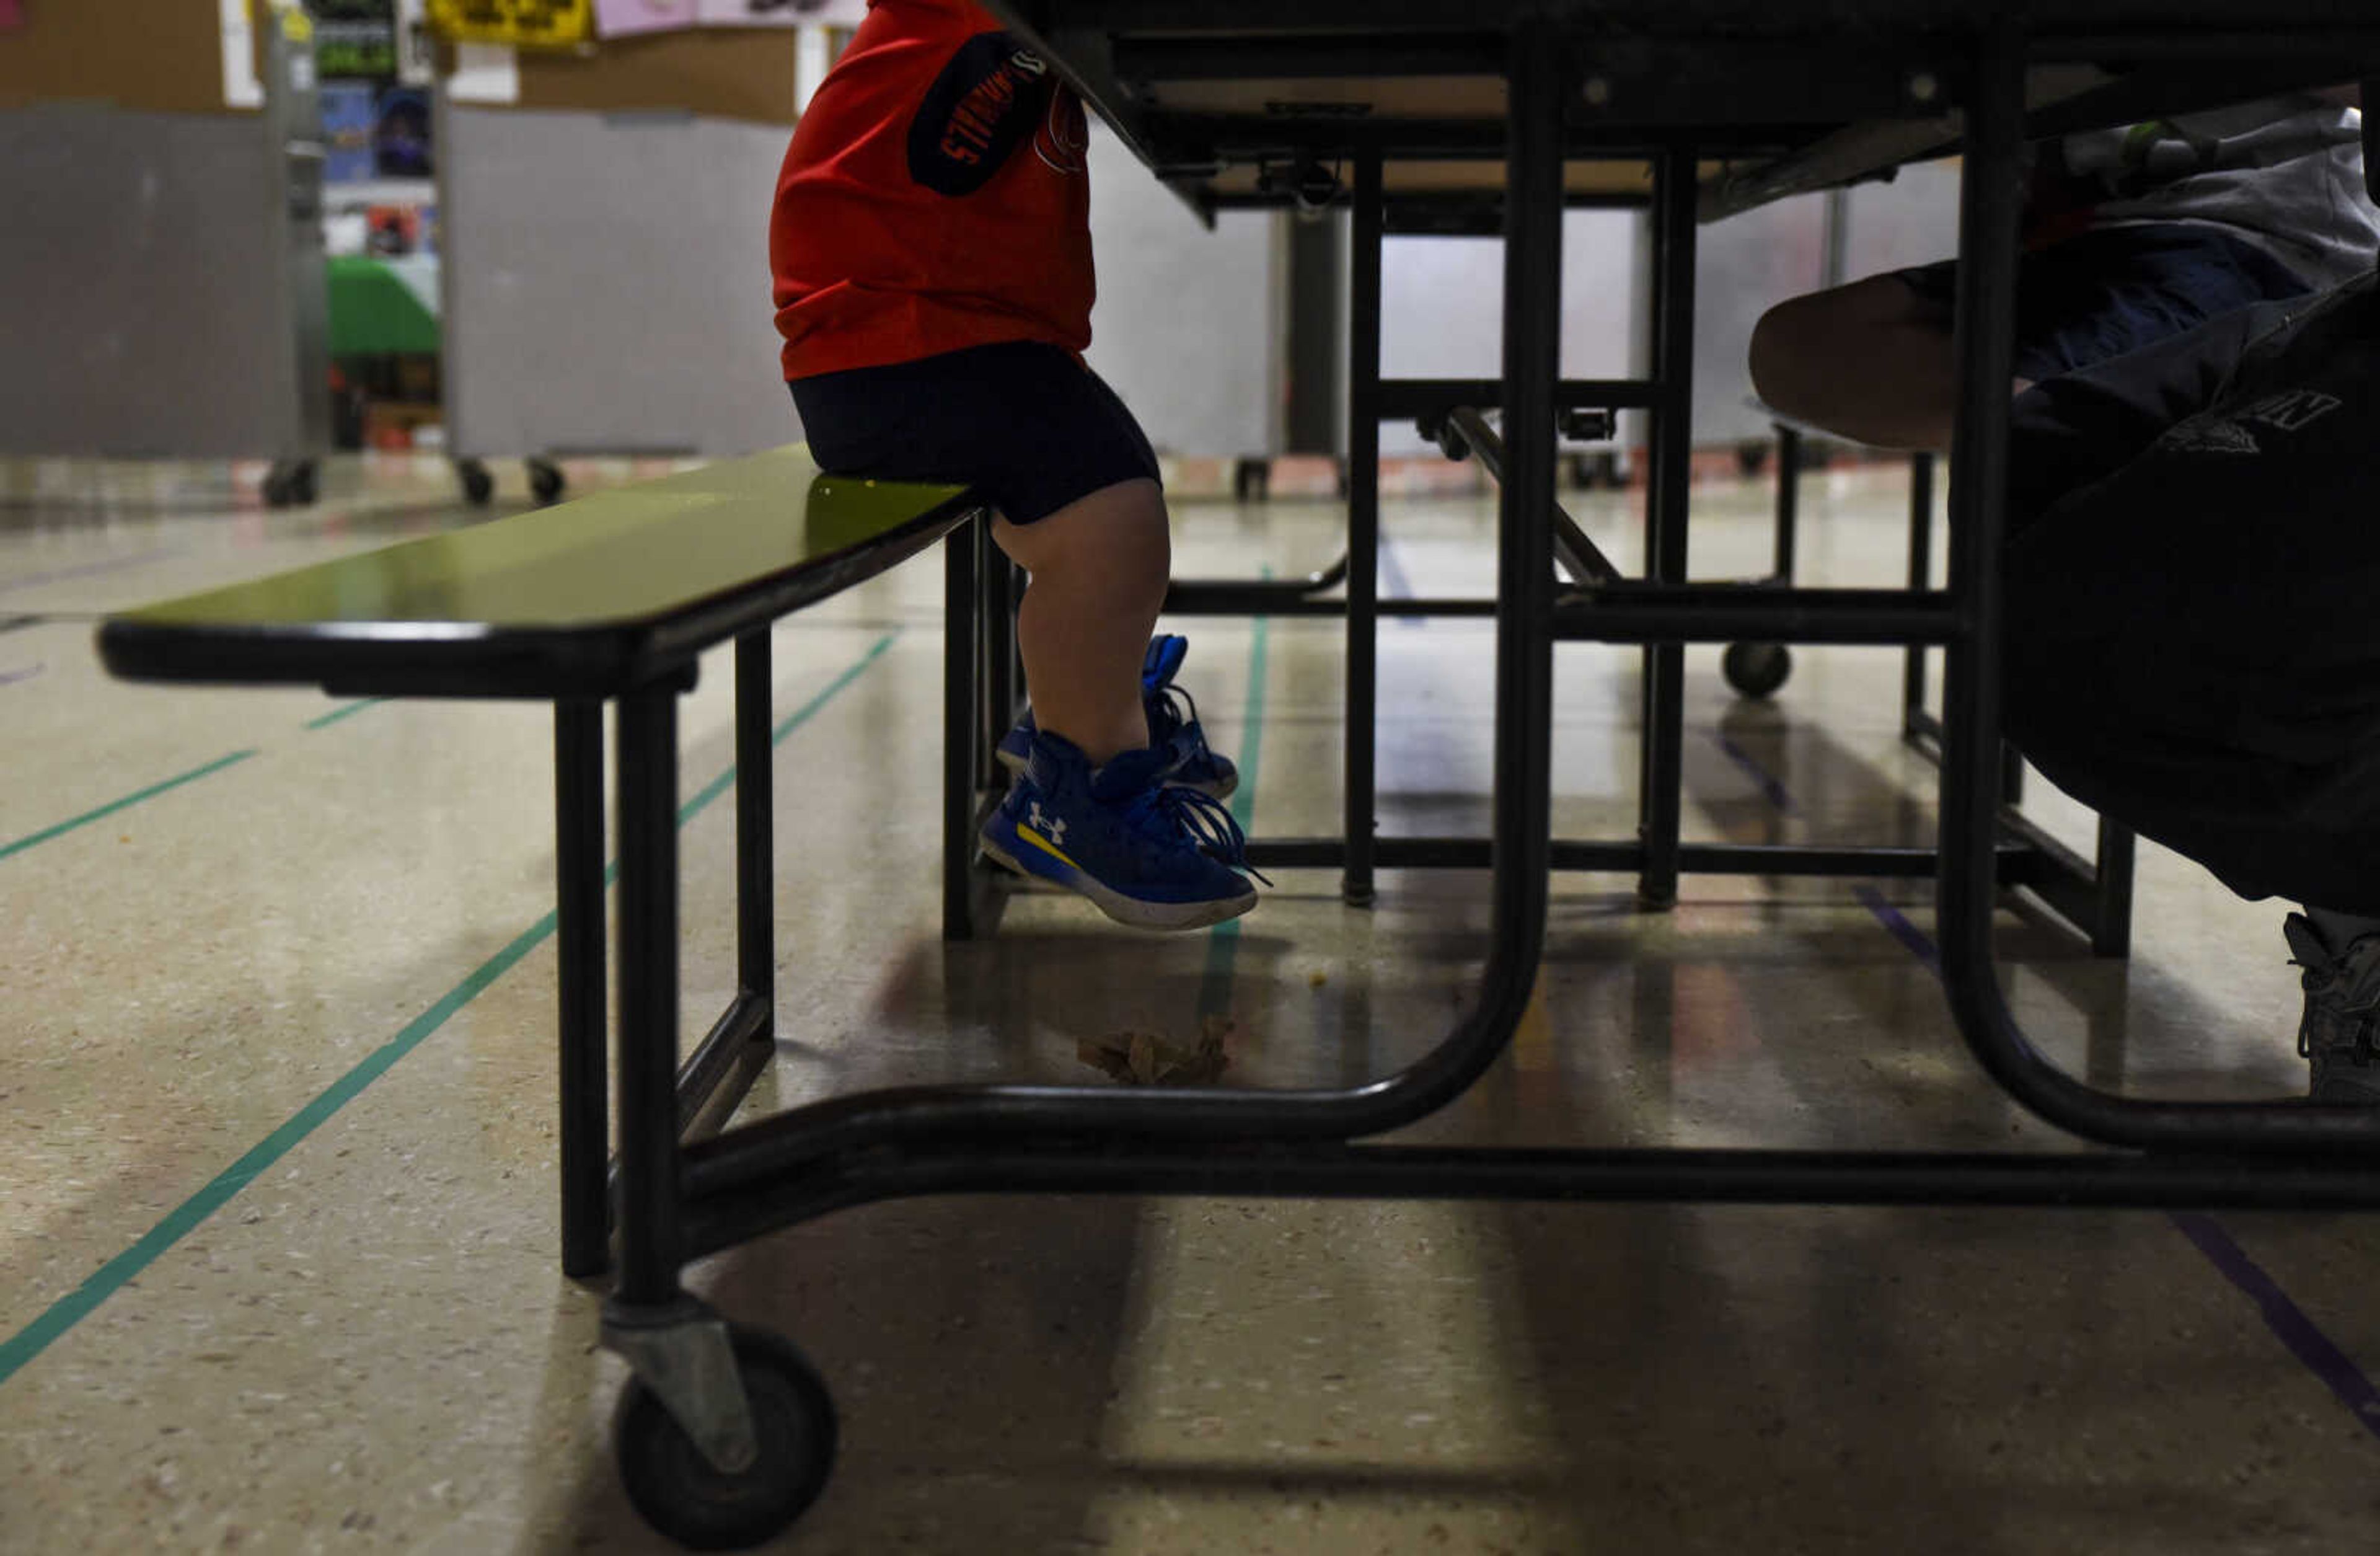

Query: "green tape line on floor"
left=1199, top=577, right=1271, bottom=1020
left=0, top=749, right=258, bottom=864
left=0, top=630, right=899, bottom=1389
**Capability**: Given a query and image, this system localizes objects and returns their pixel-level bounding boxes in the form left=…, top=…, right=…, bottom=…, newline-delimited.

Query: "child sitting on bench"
left=770, top=0, right=1258, bottom=931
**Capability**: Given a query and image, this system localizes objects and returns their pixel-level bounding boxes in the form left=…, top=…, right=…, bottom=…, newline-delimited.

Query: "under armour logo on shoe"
left=1028, top=802, right=1067, bottom=848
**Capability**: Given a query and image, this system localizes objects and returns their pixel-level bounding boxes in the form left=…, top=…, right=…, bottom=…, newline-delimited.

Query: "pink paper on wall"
left=597, top=0, right=865, bottom=36
left=0, top=0, right=23, bottom=32
left=698, top=0, right=866, bottom=25
left=593, top=0, right=700, bottom=37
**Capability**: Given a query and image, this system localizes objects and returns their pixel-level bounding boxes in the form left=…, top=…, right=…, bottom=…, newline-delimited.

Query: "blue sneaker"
left=997, top=635, right=1240, bottom=800
left=980, top=733, right=1260, bottom=931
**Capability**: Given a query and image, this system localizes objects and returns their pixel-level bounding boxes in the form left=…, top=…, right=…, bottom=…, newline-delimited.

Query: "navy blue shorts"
left=1898, top=223, right=2313, bottom=383
left=788, top=340, right=1160, bottom=524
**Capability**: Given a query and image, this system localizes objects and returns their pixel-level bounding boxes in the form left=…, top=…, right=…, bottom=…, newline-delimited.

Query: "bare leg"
left=990, top=478, right=1169, bottom=767
left=1750, top=273, right=2030, bottom=451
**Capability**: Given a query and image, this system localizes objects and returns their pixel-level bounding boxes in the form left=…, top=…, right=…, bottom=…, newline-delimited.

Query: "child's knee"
left=998, top=480, right=1171, bottom=609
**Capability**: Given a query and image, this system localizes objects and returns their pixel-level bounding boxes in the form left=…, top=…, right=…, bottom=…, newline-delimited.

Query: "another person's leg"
left=1749, top=270, right=1993, bottom=450
left=1999, top=279, right=2380, bottom=1097
left=1750, top=226, right=2315, bottom=450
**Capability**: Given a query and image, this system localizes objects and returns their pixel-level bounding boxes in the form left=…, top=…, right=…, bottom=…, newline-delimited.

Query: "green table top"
left=98, top=448, right=977, bottom=699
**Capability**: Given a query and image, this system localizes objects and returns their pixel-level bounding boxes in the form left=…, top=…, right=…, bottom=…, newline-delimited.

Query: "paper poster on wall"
left=447, top=39, right=522, bottom=100
left=698, top=0, right=866, bottom=26
left=599, top=0, right=861, bottom=32
left=592, top=0, right=698, bottom=36
left=314, top=0, right=402, bottom=80
left=220, top=0, right=266, bottom=108
left=426, top=0, right=593, bottom=48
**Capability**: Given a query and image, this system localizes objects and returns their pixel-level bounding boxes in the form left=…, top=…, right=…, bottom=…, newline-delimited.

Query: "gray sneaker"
left=2285, top=914, right=2380, bottom=1103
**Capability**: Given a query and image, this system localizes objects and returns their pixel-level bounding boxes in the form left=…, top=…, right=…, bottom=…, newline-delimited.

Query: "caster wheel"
left=528, top=458, right=565, bottom=506
left=1737, top=441, right=1771, bottom=479
left=1433, top=424, right=1470, bottom=463
left=458, top=461, right=494, bottom=506
left=262, top=461, right=315, bottom=508
left=615, top=1325, right=838, bottom=1551
left=1722, top=640, right=1792, bottom=699
left=1232, top=458, right=1269, bottom=504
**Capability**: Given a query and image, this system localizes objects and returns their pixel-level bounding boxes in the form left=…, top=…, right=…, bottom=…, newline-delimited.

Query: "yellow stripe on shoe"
left=1012, top=825, right=1082, bottom=873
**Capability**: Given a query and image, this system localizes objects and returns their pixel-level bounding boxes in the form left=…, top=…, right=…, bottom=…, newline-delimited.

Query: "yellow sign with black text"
left=426, top=0, right=593, bottom=48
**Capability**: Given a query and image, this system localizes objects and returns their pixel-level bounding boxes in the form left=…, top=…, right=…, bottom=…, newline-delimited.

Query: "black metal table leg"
left=943, top=525, right=981, bottom=941
left=1344, top=149, right=1385, bottom=908
left=990, top=555, right=1021, bottom=751
left=612, top=684, right=685, bottom=1311
left=1499, top=21, right=1564, bottom=911
left=1902, top=450, right=1936, bottom=740
left=1933, top=17, right=2380, bottom=1155
left=603, top=645, right=801, bottom=1181
left=1638, top=145, right=1698, bottom=908
left=668, top=33, right=1568, bottom=1237
left=978, top=524, right=1015, bottom=790
left=1166, top=554, right=1351, bottom=613
left=736, top=634, right=774, bottom=1023
left=2365, top=77, right=2379, bottom=206
left=2000, top=740, right=2027, bottom=803
left=673, top=630, right=783, bottom=1141
left=553, top=700, right=609, bottom=1280
left=2089, top=818, right=2137, bottom=958
left=1771, top=421, right=1800, bottom=582
left=601, top=684, right=770, bottom=1501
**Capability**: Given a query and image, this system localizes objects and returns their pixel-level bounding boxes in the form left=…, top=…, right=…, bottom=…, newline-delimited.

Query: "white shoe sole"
left=980, top=838, right=1257, bottom=932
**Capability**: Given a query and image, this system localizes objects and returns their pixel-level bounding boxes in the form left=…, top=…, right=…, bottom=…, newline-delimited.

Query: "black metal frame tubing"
left=942, top=524, right=980, bottom=941
left=1344, top=149, right=1386, bottom=907
left=560, top=636, right=803, bottom=1290
left=1636, top=144, right=1698, bottom=910
left=1164, top=552, right=1349, bottom=613
left=586, top=27, right=2380, bottom=1377
left=553, top=701, right=609, bottom=1280
left=1928, top=20, right=2376, bottom=1154
left=682, top=632, right=781, bottom=1146
left=637, top=18, right=1568, bottom=1261
left=610, top=685, right=683, bottom=1311
left=987, top=143, right=2127, bottom=958
left=1901, top=449, right=1936, bottom=740
left=942, top=522, right=1023, bottom=943
left=1770, top=422, right=1801, bottom=584
left=1442, top=407, right=1622, bottom=586
left=1898, top=446, right=2135, bottom=956
left=677, top=1145, right=2380, bottom=1254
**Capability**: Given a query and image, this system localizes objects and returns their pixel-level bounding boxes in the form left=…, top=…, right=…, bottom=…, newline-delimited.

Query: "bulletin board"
left=0, top=0, right=257, bottom=115
left=426, top=0, right=593, bottom=48
left=513, top=24, right=800, bottom=123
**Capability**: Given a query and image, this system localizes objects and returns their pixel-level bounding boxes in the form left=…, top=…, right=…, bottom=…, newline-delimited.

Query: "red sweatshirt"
left=770, top=0, right=1094, bottom=380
